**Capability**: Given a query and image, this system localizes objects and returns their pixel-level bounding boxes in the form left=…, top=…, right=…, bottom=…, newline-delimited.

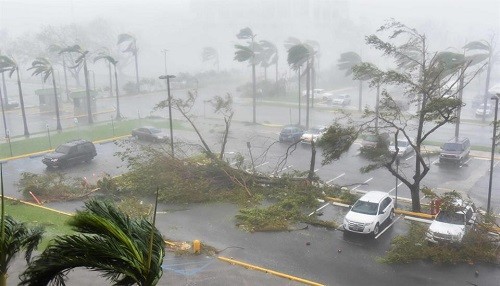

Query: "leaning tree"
left=118, top=33, right=140, bottom=94
left=0, top=55, right=30, bottom=136
left=29, top=57, right=63, bottom=131
left=354, top=20, right=483, bottom=212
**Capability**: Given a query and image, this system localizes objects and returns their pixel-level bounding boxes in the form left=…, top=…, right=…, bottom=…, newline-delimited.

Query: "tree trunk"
left=298, top=67, right=301, bottom=125
left=219, top=113, right=233, bottom=160
left=16, top=69, right=29, bottom=136
left=83, top=59, right=93, bottom=124
left=252, top=63, right=256, bottom=124
left=108, top=62, right=113, bottom=98
left=134, top=51, right=140, bottom=94
left=62, top=57, right=69, bottom=101
left=1, top=73, right=7, bottom=104
left=51, top=72, right=62, bottom=131
left=311, top=56, right=315, bottom=108
left=482, top=54, right=492, bottom=122
left=0, top=272, right=7, bottom=286
left=306, top=61, right=311, bottom=130
left=0, top=87, right=8, bottom=137
left=114, top=65, right=121, bottom=120
left=455, top=67, right=465, bottom=139
left=308, top=140, right=316, bottom=181
left=410, top=184, right=421, bottom=212
left=358, top=80, right=362, bottom=112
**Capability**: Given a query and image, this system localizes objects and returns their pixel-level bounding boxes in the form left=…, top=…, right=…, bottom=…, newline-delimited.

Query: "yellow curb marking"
left=218, top=256, right=325, bottom=286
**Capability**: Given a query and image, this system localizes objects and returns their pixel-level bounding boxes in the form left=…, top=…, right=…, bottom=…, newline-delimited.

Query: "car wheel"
left=372, top=223, right=380, bottom=237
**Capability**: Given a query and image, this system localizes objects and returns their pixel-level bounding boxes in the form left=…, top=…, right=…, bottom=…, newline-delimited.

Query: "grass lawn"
left=3, top=198, right=74, bottom=249
left=0, top=117, right=185, bottom=159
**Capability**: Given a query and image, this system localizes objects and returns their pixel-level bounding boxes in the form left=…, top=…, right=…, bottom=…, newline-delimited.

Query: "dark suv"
left=439, top=138, right=470, bottom=164
left=43, top=140, right=97, bottom=168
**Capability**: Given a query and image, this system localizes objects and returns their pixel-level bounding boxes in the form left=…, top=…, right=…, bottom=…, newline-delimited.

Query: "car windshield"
left=351, top=200, right=379, bottom=215
left=55, top=145, right=71, bottom=154
left=435, top=211, right=464, bottom=225
left=442, top=142, right=462, bottom=151
left=149, top=127, right=162, bottom=134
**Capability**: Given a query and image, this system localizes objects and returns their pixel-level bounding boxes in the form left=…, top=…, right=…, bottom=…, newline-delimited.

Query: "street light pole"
left=159, top=74, right=176, bottom=157
left=161, top=49, right=168, bottom=78
left=487, top=94, right=499, bottom=214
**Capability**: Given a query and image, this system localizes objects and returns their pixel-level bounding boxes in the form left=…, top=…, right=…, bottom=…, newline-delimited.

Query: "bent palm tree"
left=464, top=39, right=498, bottom=122
left=1, top=165, right=44, bottom=286
left=288, top=43, right=313, bottom=129
left=118, top=33, right=140, bottom=94
left=234, top=27, right=259, bottom=124
left=59, top=45, right=93, bottom=124
left=29, top=58, right=63, bottom=131
left=94, top=54, right=122, bottom=119
left=19, top=199, right=165, bottom=286
left=259, top=40, right=278, bottom=82
left=0, top=55, right=30, bottom=136
left=48, top=45, right=70, bottom=101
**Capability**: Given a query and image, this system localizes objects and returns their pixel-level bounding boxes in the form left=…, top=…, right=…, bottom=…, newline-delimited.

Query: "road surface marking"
left=326, top=173, right=345, bottom=184
left=431, top=159, right=439, bottom=165
left=460, top=158, right=472, bottom=168
left=309, top=202, right=330, bottom=216
left=277, top=165, right=292, bottom=173
left=352, top=177, right=373, bottom=191
left=405, top=155, right=414, bottom=161
left=375, top=215, right=401, bottom=239
left=314, top=168, right=319, bottom=173
left=255, top=162, right=269, bottom=168
left=387, top=182, right=404, bottom=194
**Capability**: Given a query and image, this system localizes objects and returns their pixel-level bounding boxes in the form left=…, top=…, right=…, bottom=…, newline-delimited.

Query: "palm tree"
left=1, top=164, right=44, bottom=286
left=338, top=52, right=364, bottom=112
left=288, top=43, right=314, bottom=129
left=259, top=40, right=278, bottom=83
left=29, top=58, right=63, bottom=131
left=59, top=45, right=93, bottom=124
left=284, top=37, right=303, bottom=124
left=94, top=53, right=122, bottom=120
left=234, top=27, right=260, bottom=124
left=464, top=39, right=498, bottom=122
left=201, top=47, right=219, bottom=72
left=48, top=45, right=70, bottom=101
left=118, top=33, right=140, bottom=94
left=19, top=199, right=165, bottom=286
left=0, top=55, right=30, bottom=136
left=0, top=51, right=9, bottom=106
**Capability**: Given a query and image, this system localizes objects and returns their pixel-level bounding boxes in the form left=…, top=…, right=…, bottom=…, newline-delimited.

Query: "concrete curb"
left=218, top=256, right=325, bottom=286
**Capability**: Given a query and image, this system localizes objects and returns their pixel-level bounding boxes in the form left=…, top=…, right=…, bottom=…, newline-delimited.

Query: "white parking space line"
left=431, top=159, right=439, bottom=165
left=314, top=168, right=319, bottom=173
left=255, top=162, right=269, bottom=168
left=352, top=177, right=373, bottom=191
left=387, top=182, right=404, bottom=194
left=277, top=165, right=293, bottom=173
left=375, top=215, right=401, bottom=239
left=405, top=155, right=414, bottom=161
left=495, top=161, right=500, bottom=168
left=326, top=173, right=345, bottom=184
left=308, top=202, right=331, bottom=216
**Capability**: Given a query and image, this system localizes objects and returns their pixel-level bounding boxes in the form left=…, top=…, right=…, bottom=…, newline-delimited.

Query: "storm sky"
left=0, top=0, right=499, bottom=78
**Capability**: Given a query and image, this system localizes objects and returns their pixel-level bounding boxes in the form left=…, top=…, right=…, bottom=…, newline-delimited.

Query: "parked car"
left=360, top=132, right=390, bottom=149
left=426, top=199, right=477, bottom=244
left=439, top=138, right=470, bottom=164
left=5, top=100, right=19, bottom=110
left=331, top=94, right=351, bottom=106
left=343, top=191, right=395, bottom=236
left=279, top=125, right=304, bottom=143
left=300, top=125, right=327, bottom=145
left=475, top=103, right=492, bottom=117
left=131, top=126, right=168, bottom=142
left=42, top=139, right=97, bottom=168
left=388, top=137, right=414, bottom=157
left=302, top=88, right=325, bottom=98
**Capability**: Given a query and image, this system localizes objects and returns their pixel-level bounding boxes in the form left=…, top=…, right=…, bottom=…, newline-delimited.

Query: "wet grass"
left=0, top=117, right=185, bottom=159
left=3, top=198, right=74, bottom=249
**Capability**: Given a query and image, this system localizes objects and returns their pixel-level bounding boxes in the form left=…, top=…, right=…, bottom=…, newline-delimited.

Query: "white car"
left=300, top=126, right=327, bottom=145
left=426, top=200, right=477, bottom=244
left=331, top=94, right=351, bottom=106
left=388, top=138, right=414, bottom=157
left=343, top=191, right=395, bottom=236
left=475, top=103, right=492, bottom=117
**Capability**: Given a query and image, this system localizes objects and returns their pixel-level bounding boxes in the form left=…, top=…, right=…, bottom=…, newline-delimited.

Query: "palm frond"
left=463, top=41, right=490, bottom=52
left=284, top=37, right=301, bottom=50
left=234, top=44, right=254, bottom=62
left=236, top=27, right=254, bottom=40
left=117, top=33, right=136, bottom=45
left=287, top=44, right=310, bottom=70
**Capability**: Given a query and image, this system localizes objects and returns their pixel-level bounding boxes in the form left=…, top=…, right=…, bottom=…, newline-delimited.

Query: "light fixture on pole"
left=159, top=74, right=176, bottom=157
left=487, top=93, right=499, bottom=214
left=161, top=49, right=168, bottom=77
